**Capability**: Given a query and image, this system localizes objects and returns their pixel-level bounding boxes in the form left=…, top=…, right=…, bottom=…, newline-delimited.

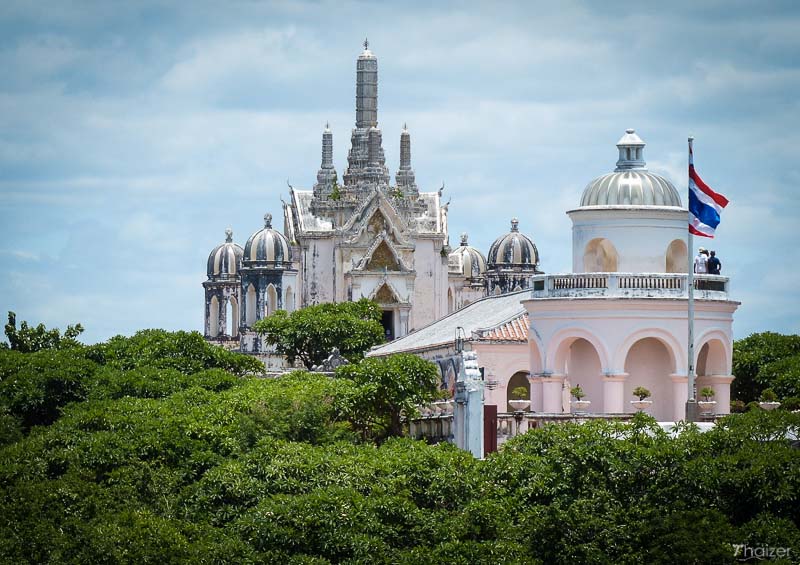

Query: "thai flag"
left=688, top=143, right=728, bottom=238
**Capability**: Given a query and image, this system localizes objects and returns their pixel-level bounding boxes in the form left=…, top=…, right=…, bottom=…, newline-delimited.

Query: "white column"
left=527, top=375, right=544, bottom=412
left=399, top=308, right=410, bottom=337
left=706, top=375, right=734, bottom=415
left=671, top=374, right=688, bottom=422
left=541, top=374, right=565, bottom=413
left=603, top=373, right=628, bottom=414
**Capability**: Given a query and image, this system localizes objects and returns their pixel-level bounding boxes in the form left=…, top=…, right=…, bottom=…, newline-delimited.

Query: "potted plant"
left=508, top=386, right=531, bottom=412
left=570, top=384, right=591, bottom=413
left=759, top=388, right=781, bottom=411
left=697, top=387, right=717, bottom=414
left=630, top=386, right=653, bottom=411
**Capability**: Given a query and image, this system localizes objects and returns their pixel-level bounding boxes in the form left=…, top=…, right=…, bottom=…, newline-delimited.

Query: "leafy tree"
left=254, top=298, right=385, bottom=369
left=0, top=347, right=99, bottom=429
left=2, top=311, right=84, bottom=352
left=335, top=354, right=439, bottom=440
left=757, top=355, right=800, bottom=400
left=87, top=329, right=263, bottom=376
left=732, top=332, right=800, bottom=402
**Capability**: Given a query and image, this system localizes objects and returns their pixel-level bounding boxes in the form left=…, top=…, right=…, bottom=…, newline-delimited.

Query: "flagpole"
left=686, top=135, right=698, bottom=422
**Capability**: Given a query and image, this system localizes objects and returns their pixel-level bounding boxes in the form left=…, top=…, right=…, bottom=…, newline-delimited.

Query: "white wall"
left=569, top=207, right=688, bottom=274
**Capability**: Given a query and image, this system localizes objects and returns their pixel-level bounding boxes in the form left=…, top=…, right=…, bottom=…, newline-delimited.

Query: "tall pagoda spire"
left=395, top=123, right=417, bottom=193
left=356, top=38, right=378, bottom=129
left=344, top=40, right=389, bottom=189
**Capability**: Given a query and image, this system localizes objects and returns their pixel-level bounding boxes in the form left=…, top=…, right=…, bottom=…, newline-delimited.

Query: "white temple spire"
left=314, top=123, right=338, bottom=198
left=344, top=40, right=389, bottom=189
left=395, top=123, right=417, bottom=193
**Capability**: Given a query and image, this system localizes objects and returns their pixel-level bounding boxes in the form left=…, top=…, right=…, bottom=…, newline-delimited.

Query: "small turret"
left=395, top=123, right=417, bottom=193
left=314, top=122, right=338, bottom=199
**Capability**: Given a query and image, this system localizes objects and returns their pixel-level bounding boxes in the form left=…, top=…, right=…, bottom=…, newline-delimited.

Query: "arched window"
left=506, top=371, right=530, bottom=412
left=285, top=286, right=294, bottom=312
left=665, top=239, right=688, bottom=273
left=227, top=296, right=238, bottom=337
left=209, top=296, right=219, bottom=337
left=266, top=284, right=278, bottom=317
left=583, top=238, right=618, bottom=272
left=246, top=284, right=256, bottom=326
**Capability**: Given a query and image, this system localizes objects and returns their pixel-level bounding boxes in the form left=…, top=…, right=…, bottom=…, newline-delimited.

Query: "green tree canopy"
left=2, top=311, right=84, bottom=352
left=254, top=298, right=385, bottom=369
left=757, top=355, right=800, bottom=400
left=732, top=332, right=800, bottom=402
left=335, top=353, right=440, bottom=440
left=87, top=329, right=263, bottom=376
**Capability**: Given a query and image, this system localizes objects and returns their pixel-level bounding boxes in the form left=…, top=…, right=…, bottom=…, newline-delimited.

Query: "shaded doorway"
left=381, top=310, right=395, bottom=341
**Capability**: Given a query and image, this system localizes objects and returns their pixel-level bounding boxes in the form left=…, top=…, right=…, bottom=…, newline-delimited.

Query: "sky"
left=1, top=0, right=798, bottom=344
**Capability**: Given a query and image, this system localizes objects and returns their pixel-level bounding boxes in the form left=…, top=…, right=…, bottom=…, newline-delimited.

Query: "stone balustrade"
left=531, top=273, right=729, bottom=300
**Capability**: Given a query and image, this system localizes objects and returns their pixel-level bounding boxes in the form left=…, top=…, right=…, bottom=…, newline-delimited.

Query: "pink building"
left=371, top=129, right=739, bottom=422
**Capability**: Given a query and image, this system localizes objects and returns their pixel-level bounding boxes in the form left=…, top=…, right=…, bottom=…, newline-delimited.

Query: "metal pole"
left=686, top=136, right=698, bottom=422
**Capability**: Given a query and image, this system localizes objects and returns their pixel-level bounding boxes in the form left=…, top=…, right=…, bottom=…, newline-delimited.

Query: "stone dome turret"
left=243, top=213, right=292, bottom=266
left=207, top=228, right=243, bottom=278
left=579, top=129, right=682, bottom=207
left=448, top=233, right=487, bottom=279
left=487, top=218, right=540, bottom=271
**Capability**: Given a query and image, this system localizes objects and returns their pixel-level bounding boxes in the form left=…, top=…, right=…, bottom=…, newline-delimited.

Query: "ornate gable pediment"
left=342, top=189, right=409, bottom=244
left=354, top=232, right=411, bottom=272
left=369, top=278, right=407, bottom=305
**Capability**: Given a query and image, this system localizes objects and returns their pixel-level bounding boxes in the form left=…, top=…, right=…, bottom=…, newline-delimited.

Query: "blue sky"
left=1, top=0, right=798, bottom=343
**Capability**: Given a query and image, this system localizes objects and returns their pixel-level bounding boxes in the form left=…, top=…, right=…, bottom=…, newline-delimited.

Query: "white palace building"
left=204, top=42, right=739, bottom=420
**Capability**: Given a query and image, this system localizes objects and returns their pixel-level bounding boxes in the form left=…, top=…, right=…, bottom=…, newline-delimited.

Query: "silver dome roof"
left=243, top=213, right=292, bottom=267
left=579, top=129, right=682, bottom=208
left=487, top=218, right=540, bottom=270
left=207, top=228, right=243, bottom=279
left=448, top=233, right=487, bottom=279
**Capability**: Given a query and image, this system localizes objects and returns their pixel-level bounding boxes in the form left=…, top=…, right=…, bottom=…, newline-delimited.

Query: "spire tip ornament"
left=225, top=228, right=233, bottom=243
left=511, top=218, right=519, bottom=232
left=264, top=213, right=272, bottom=228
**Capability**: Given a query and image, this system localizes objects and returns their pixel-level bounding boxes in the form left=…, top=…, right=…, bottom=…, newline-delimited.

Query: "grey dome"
left=243, top=213, right=292, bottom=266
left=207, top=228, right=243, bottom=278
left=487, top=219, right=540, bottom=270
left=449, top=233, right=487, bottom=279
left=579, top=129, right=682, bottom=207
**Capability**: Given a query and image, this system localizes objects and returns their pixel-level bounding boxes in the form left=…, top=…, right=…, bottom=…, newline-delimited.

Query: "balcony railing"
left=530, top=273, right=729, bottom=300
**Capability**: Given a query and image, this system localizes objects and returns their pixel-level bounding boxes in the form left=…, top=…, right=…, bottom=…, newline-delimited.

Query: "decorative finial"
left=511, top=218, right=519, bottom=232
left=325, top=121, right=330, bottom=131
left=626, top=128, right=635, bottom=134
left=460, top=232, right=468, bottom=246
left=264, top=213, right=272, bottom=228
left=403, top=122, right=408, bottom=132
left=363, top=37, right=369, bottom=50
left=225, top=227, right=233, bottom=243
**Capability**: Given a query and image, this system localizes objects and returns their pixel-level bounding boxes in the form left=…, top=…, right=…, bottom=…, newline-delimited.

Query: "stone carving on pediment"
left=354, top=232, right=410, bottom=272
left=341, top=190, right=410, bottom=244
left=369, top=277, right=407, bottom=305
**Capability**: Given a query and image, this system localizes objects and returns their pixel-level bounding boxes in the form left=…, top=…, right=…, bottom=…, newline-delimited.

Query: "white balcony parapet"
left=530, top=273, right=729, bottom=300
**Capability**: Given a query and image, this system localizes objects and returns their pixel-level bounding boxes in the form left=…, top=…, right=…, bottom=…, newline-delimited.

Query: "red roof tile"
left=478, top=313, right=529, bottom=341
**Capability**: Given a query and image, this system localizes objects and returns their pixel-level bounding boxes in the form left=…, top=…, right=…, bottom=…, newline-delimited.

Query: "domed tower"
left=203, top=228, right=243, bottom=345
left=447, top=232, right=487, bottom=312
left=569, top=129, right=688, bottom=273
left=239, top=213, right=299, bottom=353
left=486, top=218, right=542, bottom=295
